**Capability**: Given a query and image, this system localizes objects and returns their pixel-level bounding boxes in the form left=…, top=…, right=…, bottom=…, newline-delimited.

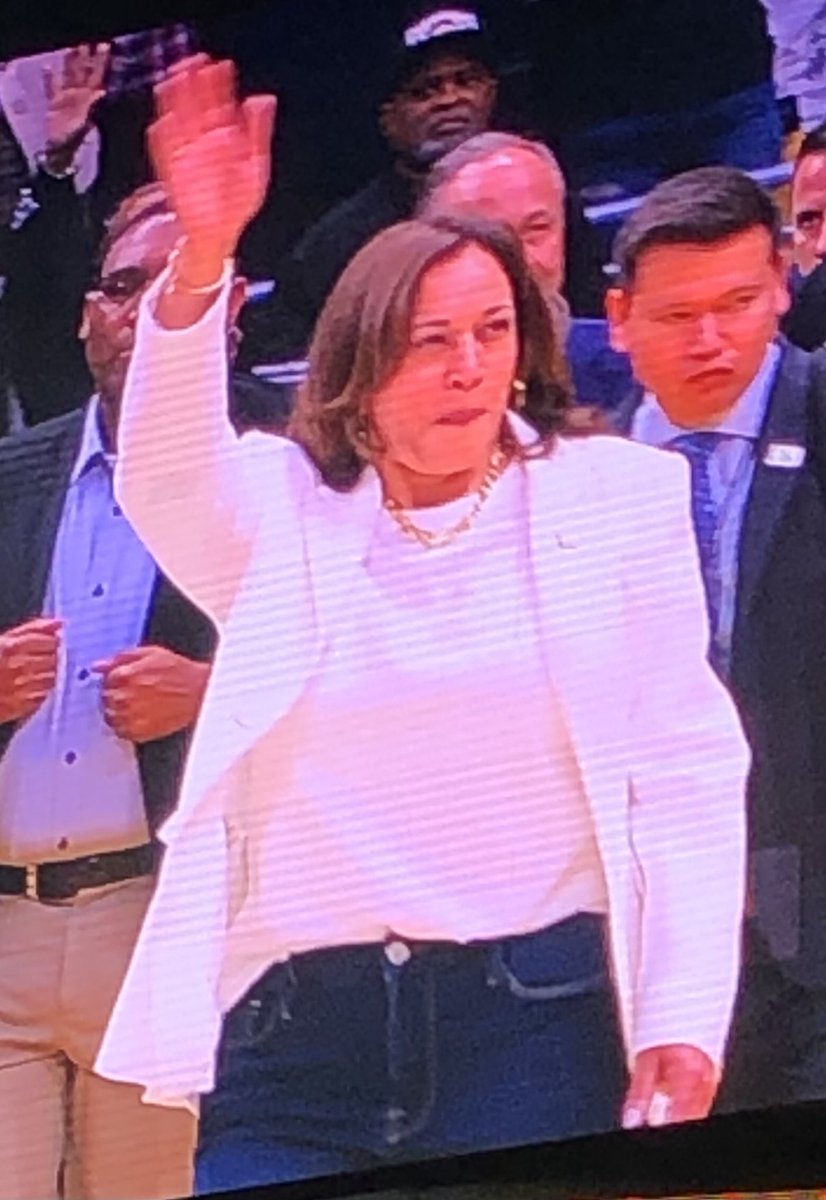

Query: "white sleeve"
left=114, top=266, right=311, bottom=629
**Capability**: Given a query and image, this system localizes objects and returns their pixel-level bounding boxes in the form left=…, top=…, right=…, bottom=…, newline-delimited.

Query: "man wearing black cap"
left=238, top=4, right=498, bottom=369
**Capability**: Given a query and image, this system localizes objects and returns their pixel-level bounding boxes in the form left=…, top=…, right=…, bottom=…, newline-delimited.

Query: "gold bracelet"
left=167, top=240, right=232, bottom=295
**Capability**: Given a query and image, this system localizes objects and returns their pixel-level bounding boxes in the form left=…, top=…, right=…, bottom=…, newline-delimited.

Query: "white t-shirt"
left=234, top=462, right=608, bottom=969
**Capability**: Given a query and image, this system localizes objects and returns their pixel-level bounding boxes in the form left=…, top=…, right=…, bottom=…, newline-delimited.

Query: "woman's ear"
left=78, top=304, right=92, bottom=341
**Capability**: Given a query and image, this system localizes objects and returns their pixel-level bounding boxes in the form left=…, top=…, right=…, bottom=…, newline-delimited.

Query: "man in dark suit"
left=0, top=181, right=251, bottom=1199
left=607, top=165, right=826, bottom=1112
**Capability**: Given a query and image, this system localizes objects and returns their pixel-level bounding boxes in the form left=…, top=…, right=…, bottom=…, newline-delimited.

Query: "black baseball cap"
left=380, top=4, right=498, bottom=101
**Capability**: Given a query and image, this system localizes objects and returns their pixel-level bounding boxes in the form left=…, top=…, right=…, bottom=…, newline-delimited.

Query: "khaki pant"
left=0, top=875, right=196, bottom=1200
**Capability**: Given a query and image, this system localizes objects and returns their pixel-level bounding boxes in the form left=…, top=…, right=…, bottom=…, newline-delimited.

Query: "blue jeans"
left=195, top=912, right=627, bottom=1194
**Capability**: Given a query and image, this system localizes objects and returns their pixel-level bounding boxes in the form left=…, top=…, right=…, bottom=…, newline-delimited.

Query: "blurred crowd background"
left=0, top=0, right=824, bottom=433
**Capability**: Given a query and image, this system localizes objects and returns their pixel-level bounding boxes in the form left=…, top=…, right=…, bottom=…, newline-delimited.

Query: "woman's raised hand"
left=150, top=55, right=276, bottom=281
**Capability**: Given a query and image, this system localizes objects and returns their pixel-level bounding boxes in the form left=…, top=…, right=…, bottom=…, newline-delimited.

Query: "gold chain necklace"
left=383, top=448, right=510, bottom=550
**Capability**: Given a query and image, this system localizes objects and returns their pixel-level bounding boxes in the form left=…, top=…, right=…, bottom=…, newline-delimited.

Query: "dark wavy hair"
left=613, top=166, right=782, bottom=288
left=287, top=215, right=576, bottom=490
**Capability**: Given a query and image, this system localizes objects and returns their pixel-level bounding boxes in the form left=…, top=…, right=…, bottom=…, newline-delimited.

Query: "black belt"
left=0, top=842, right=160, bottom=902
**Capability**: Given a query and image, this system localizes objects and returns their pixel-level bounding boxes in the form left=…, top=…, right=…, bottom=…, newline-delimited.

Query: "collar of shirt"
left=69, top=397, right=116, bottom=485
left=632, top=342, right=782, bottom=448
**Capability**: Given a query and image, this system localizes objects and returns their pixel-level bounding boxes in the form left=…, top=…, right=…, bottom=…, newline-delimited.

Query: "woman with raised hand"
left=96, top=55, right=749, bottom=1194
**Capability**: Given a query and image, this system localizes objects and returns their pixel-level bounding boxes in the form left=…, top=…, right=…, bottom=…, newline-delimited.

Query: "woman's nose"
left=445, top=333, right=483, bottom=390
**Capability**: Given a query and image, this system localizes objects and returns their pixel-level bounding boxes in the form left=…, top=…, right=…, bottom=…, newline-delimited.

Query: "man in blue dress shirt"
left=0, top=181, right=251, bottom=1199
left=609, top=165, right=826, bottom=1113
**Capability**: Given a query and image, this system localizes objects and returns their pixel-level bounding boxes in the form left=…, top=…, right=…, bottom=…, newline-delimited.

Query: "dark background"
left=0, top=0, right=779, bottom=268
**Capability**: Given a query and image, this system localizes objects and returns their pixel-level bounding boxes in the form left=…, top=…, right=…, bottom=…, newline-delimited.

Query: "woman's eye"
left=413, top=333, right=449, bottom=349
left=479, top=318, right=512, bottom=340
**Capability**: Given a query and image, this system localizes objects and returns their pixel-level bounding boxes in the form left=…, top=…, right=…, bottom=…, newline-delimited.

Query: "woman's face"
left=370, top=243, right=519, bottom=482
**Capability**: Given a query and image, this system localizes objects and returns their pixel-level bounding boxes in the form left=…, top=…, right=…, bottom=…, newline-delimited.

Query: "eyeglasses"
left=88, top=266, right=152, bottom=305
left=795, top=208, right=825, bottom=235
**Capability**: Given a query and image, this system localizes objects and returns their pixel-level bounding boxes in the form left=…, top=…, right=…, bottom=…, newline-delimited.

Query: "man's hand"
left=623, top=1044, right=717, bottom=1128
left=92, top=645, right=210, bottom=744
left=0, top=617, right=63, bottom=725
left=42, top=43, right=110, bottom=172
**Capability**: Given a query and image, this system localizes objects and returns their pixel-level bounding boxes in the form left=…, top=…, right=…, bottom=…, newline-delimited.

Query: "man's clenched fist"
left=0, top=618, right=63, bottom=725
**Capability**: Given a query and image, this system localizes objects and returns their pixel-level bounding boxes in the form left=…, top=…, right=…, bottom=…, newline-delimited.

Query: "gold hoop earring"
left=512, top=379, right=527, bottom=411
left=353, top=413, right=373, bottom=451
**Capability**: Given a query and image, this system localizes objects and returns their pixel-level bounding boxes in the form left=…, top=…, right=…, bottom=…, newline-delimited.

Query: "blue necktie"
left=669, top=432, right=723, bottom=670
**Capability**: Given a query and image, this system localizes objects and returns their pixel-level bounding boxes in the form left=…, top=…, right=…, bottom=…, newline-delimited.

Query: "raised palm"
left=150, top=56, right=277, bottom=263
left=44, top=43, right=110, bottom=149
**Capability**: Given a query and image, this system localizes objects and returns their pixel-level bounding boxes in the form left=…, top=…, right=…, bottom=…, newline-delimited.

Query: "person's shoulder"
left=296, top=172, right=406, bottom=254
left=769, top=338, right=825, bottom=397
left=771, top=341, right=826, bottom=441
left=0, top=410, right=82, bottom=469
left=804, top=343, right=826, bottom=388
left=789, top=345, right=826, bottom=471
left=555, top=430, right=682, bottom=482
left=238, top=428, right=306, bottom=461
left=0, top=411, right=83, bottom=509
left=237, top=429, right=318, bottom=494
left=554, top=433, right=689, bottom=521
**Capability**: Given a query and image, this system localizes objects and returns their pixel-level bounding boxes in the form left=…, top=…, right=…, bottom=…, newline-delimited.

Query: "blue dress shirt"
left=0, top=399, right=157, bottom=864
left=631, top=344, right=781, bottom=678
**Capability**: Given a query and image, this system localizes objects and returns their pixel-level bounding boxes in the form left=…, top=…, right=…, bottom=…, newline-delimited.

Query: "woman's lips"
left=436, top=408, right=487, bottom=427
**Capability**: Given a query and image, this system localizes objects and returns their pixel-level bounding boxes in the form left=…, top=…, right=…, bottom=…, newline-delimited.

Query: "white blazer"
left=0, top=50, right=100, bottom=194
left=95, top=270, right=750, bottom=1113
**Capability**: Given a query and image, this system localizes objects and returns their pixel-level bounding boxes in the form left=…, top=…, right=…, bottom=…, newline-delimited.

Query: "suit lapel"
left=16, top=414, right=84, bottom=619
left=163, top=466, right=384, bottom=837
left=736, top=345, right=811, bottom=622
left=525, top=441, right=628, bottom=819
left=302, top=464, right=384, bottom=650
